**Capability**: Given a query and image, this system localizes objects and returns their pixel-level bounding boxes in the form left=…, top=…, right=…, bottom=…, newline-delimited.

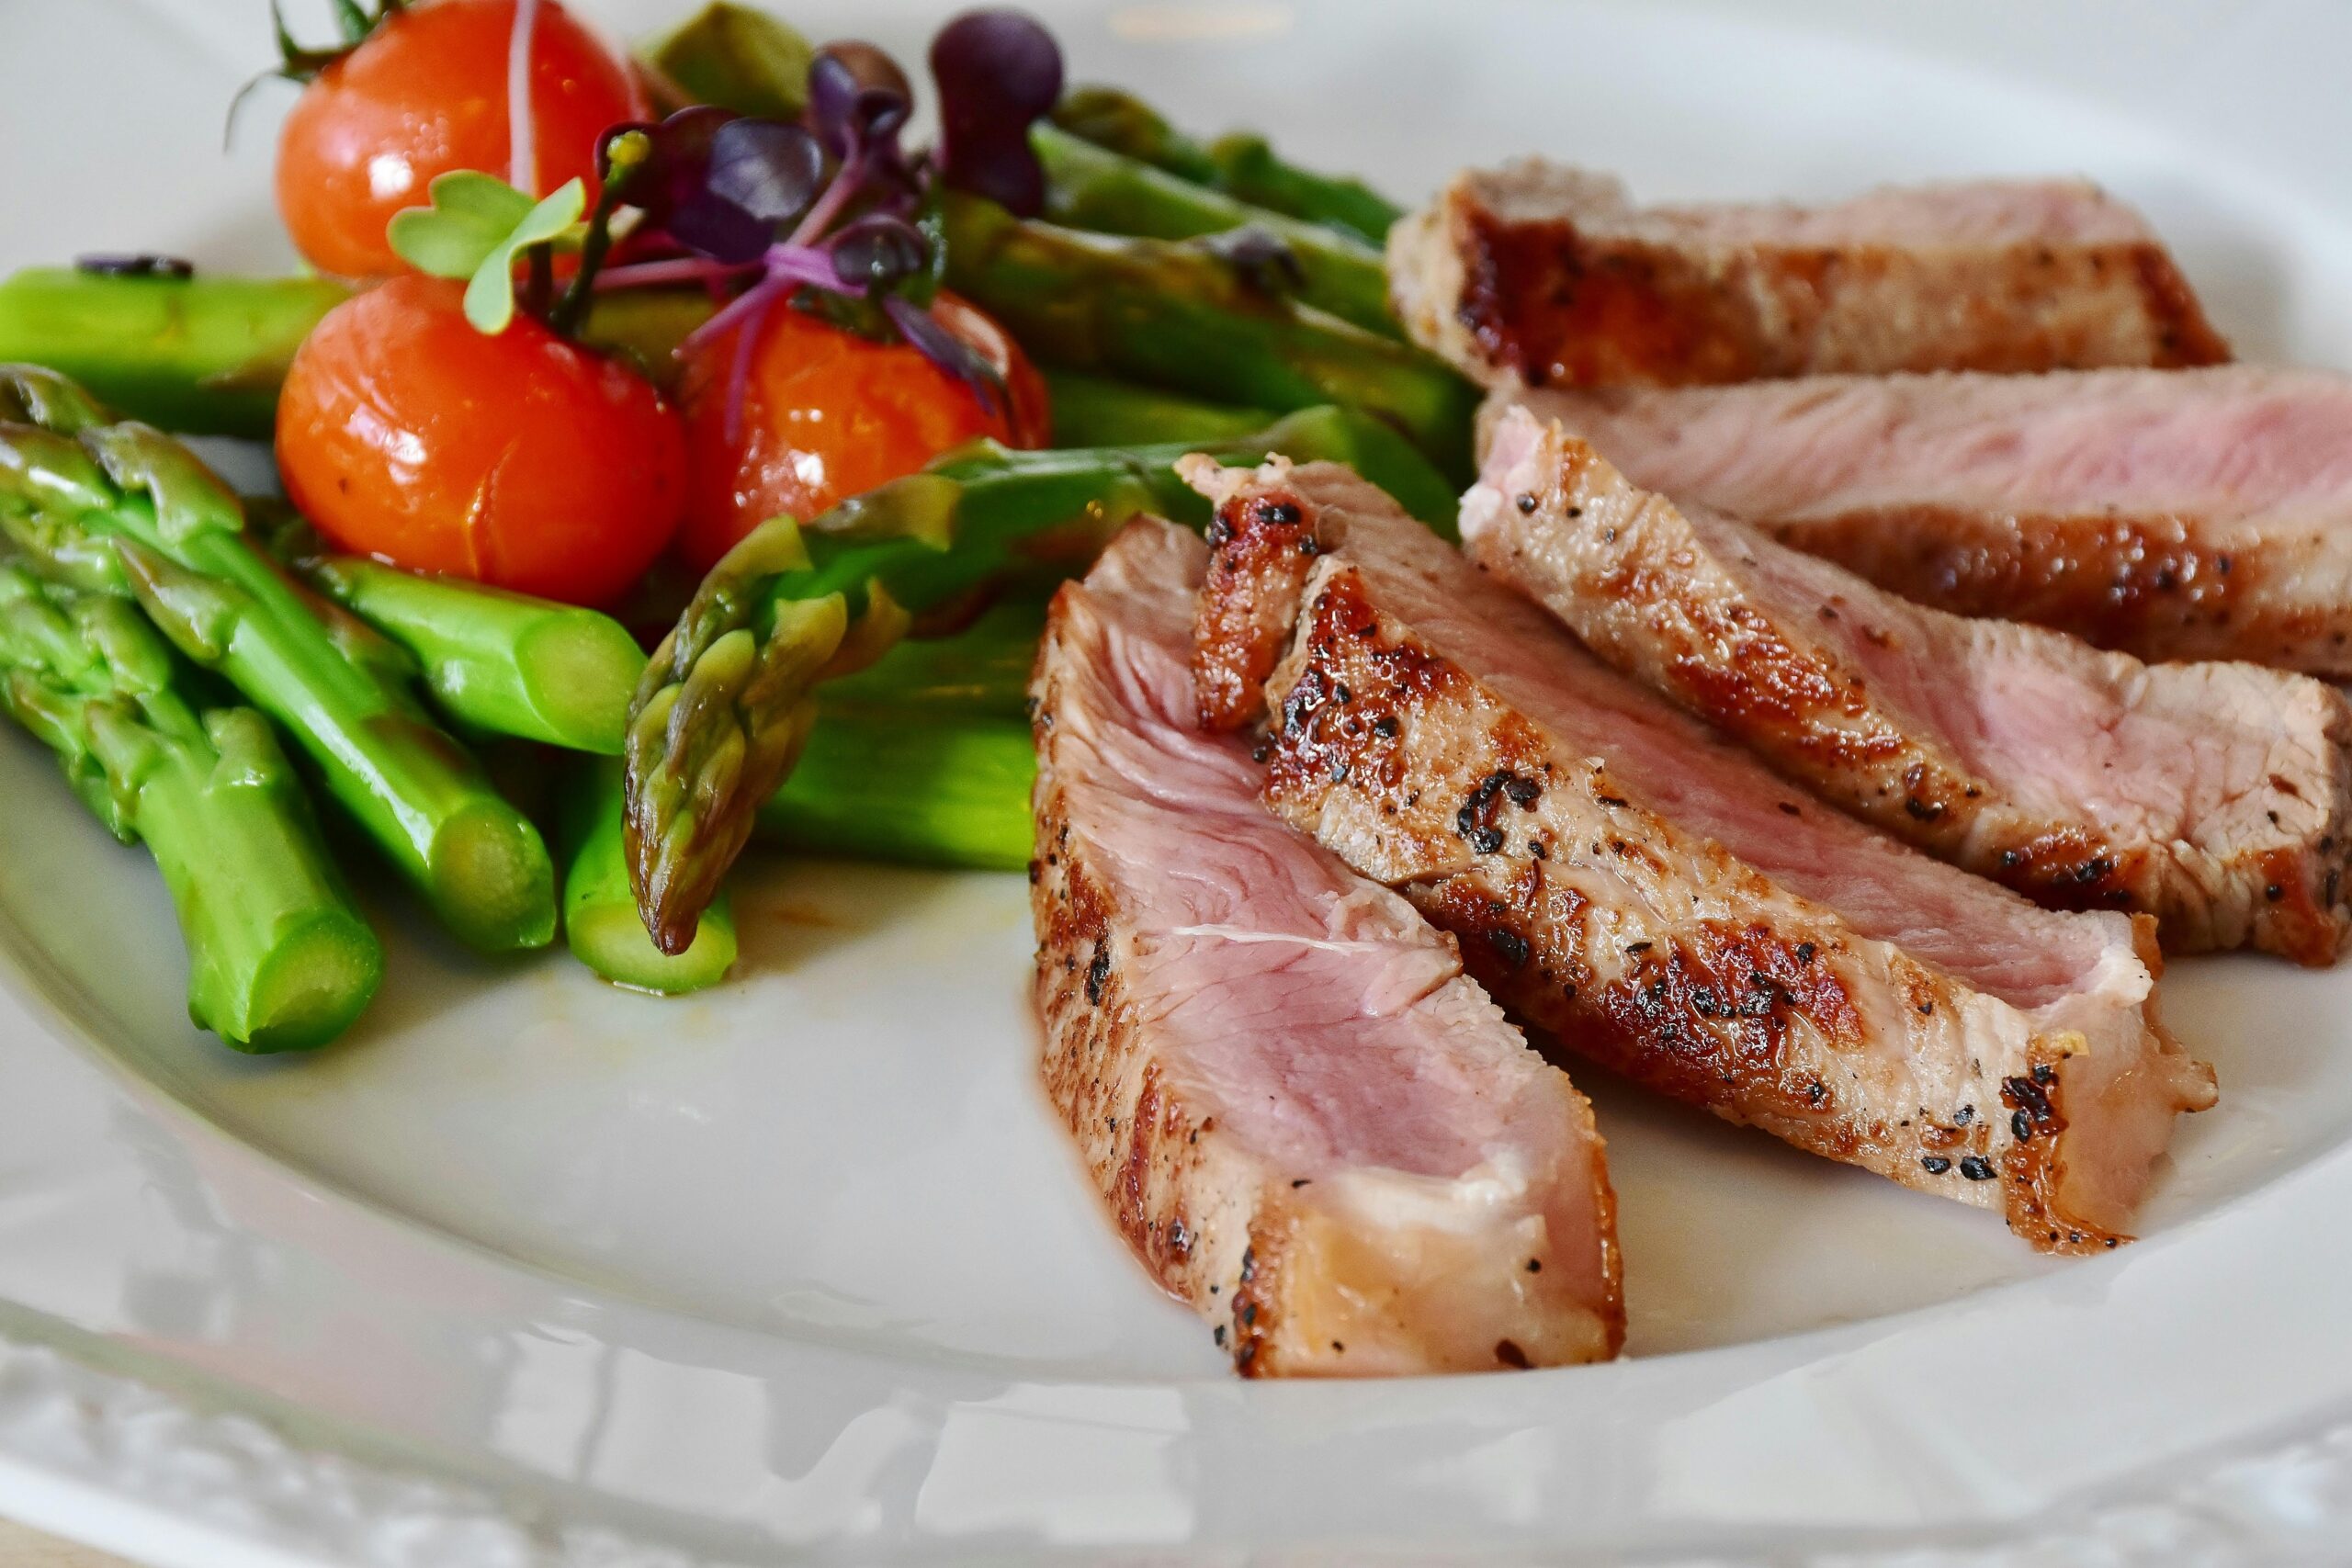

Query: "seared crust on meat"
left=1466, top=409, right=2352, bottom=963
left=1031, top=522, right=1623, bottom=1374
left=1391, top=161, right=2228, bottom=389
left=1499, top=368, right=2352, bottom=677
left=1183, top=457, right=2214, bottom=1251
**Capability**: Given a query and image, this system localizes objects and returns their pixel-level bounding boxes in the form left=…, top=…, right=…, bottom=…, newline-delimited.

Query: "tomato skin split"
left=675, top=293, right=1051, bottom=574
left=276, top=0, right=649, bottom=280
left=277, top=276, right=687, bottom=608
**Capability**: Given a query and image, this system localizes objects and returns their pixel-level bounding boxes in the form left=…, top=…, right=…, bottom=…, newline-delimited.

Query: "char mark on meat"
left=1464, top=405, right=2352, bottom=964
left=1183, top=456, right=2215, bottom=1252
left=1030, top=519, right=1621, bottom=1375
left=1497, top=367, right=2352, bottom=677
left=1391, top=161, right=2228, bottom=389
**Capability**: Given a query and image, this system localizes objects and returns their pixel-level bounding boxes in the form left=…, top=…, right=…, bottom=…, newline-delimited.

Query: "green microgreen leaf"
left=386, top=173, right=587, bottom=336
left=387, top=172, right=538, bottom=277
left=461, top=180, right=587, bottom=334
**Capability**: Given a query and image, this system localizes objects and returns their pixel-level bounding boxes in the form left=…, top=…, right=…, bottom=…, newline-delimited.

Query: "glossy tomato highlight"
left=675, top=293, right=1050, bottom=573
left=277, top=276, right=686, bottom=606
left=276, top=0, right=649, bottom=278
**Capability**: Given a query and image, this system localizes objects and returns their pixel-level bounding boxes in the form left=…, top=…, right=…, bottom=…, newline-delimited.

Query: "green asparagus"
left=0, top=270, right=713, bottom=430
left=819, top=594, right=1041, bottom=717
left=1051, top=87, right=1404, bottom=246
left=0, top=563, right=381, bottom=1049
left=564, top=757, right=739, bottom=993
left=757, top=706, right=1034, bottom=871
left=643, top=2, right=812, bottom=119
left=0, top=366, right=556, bottom=952
left=625, top=405, right=1453, bottom=951
left=266, top=518, right=648, bottom=753
left=941, top=193, right=1476, bottom=479
left=1033, top=123, right=1398, bottom=338
left=0, top=269, right=347, bottom=439
left=1045, top=369, right=1276, bottom=448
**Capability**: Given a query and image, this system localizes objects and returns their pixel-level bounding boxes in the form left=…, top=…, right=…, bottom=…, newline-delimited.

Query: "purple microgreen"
left=507, top=0, right=543, bottom=193
left=1201, top=226, right=1307, bottom=299
left=883, top=295, right=1006, bottom=417
left=586, top=27, right=1038, bottom=428
left=827, top=214, right=929, bottom=291
left=599, top=107, right=734, bottom=231
left=930, top=9, right=1062, bottom=216
left=805, top=41, right=913, bottom=161
left=74, top=254, right=196, bottom=280
left=707, top=119, right=828, bottom=224
left=591, top=254, right=761, bottom=291
left=603, top=110, right=826, bottom=267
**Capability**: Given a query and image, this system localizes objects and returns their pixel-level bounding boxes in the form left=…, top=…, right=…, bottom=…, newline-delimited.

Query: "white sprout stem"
left=507, top=0, right=543, bottom=196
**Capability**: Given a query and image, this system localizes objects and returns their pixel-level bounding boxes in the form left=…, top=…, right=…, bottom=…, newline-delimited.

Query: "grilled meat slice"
left=1467, top=406, right=2352, bottom=964
left=1392, top=161, right=2228, bottom=389
left=1496, top=367, right=2352, bottom=675
left=1031, top=519, right=1621, bottom=1376
left=1182, top=457, right=2215, bottom=1251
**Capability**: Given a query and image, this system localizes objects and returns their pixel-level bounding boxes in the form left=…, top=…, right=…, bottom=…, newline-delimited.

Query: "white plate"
left=3, top=1, right=2352, bottom=1562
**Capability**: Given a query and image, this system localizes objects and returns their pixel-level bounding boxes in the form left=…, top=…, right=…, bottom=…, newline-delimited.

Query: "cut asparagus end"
left=224, top=908, right=386, bottom=1053
left=514, top=613, right=649, bottom=755
left=563, top=755, right=736, bottom=992
left=428, top=803, right=558, bottom=953
left=565, top=895, right=739, bottom=995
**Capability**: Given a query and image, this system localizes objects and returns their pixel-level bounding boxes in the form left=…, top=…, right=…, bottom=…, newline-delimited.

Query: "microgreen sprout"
left=565, top=10, right=1060, bottom=421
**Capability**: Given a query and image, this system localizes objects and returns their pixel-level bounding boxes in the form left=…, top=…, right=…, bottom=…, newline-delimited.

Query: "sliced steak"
left=1496, top=367, right=2352, bottom=675
left=1466, top=405, right=2352, bottom=964
left=1183, top=457, right=2215, bottom=1252
left=1392, top=161, right=2228, bottom=389
left=1031, top=519, right=1621, bottom=1376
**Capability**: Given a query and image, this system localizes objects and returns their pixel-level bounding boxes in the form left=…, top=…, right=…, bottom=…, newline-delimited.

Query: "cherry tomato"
left=277, top=0, right=650, bottom=279
left=277, top=276, right=686, bottom=606
left=675, top=292, right=1051, bottom=573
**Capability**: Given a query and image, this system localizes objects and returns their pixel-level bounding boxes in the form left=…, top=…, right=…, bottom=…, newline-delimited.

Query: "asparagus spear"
left=642, top=2, right=811, bottom=119
left=0, top=269, right=347, bottom=439
left=264, top=516, right=648, bottom=753
left=0, top=366, right=556, bottom=952
left=0, top=563, right=381, bottom=1049
left=0, top=269, right=711, bottom=430
left=575, top=597, right=1038, bottom=989
left=757, top=705, right=1034, bottom=871
left=626, top=405, right=1452, bottom=951
left=940, top=193, right=1476, bottom=479
left=819, top=593, right=1041, bottom=717
left=564, top=758, right=739, bottom=993
left=1203, top=133, right=1407, bottom=250
left=1032, top=123, right=1398, bottom=338
left=1045, top=369, right=1274, bottom=448
left=1050, top=87, right=1404, bottom=246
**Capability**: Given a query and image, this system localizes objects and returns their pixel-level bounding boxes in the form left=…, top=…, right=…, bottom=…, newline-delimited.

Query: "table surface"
left=0, top=1520, right=130, bottom=1566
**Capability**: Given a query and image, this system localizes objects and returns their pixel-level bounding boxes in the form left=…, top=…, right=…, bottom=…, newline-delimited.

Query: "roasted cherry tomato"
left=277, top=276, right=686, bottom=606
left=277, top=0, right=650, bottom=279
left=675, top=292, right=1050, bottom=573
